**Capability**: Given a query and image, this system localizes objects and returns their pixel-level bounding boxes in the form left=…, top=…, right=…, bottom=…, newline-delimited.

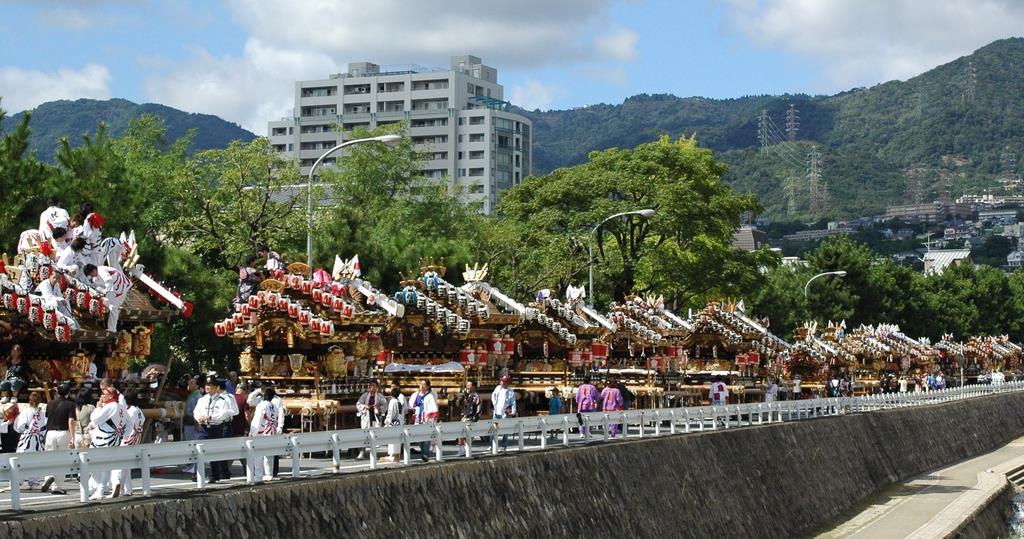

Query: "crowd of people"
left=7, top=197, right=135, bottom=334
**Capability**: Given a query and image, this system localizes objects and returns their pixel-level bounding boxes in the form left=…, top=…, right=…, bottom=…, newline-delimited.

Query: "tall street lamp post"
left=803, top=270, right=848, bottom=298
left=306, top=134, right=402, bottom=268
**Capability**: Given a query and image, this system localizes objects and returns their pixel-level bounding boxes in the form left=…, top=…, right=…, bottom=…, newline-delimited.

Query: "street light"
left=306, top=134, right=402, bottom=268
left=588, top=208, right=656, bottom=302
left=803, top=270, right=848, bottom=298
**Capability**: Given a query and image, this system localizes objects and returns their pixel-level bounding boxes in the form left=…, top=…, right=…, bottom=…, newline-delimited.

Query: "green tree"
left=0, top=104, right=51, bottom=242
left=492, top=135, right=775, bottom=308
left=805, top=236, right=875, bottom=324
left=317, top=124, right=483, bottom=289
left=164, top=138, right=305, bottom=271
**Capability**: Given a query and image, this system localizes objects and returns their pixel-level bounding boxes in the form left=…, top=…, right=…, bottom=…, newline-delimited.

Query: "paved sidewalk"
left=817, top=436, right=1024, bottom=539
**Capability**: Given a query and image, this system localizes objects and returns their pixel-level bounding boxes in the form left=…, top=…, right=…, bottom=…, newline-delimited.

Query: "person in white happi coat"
left=409, top=380, right=439, bottom=462
left=709, top=376, right=729, bottom=406
left=246, top=384, right=284, bottom=478
left=491, top=375, right=517, bottom=451
left=88, top=380, right=129, bottom=499
left=35, top=271, right=80, bottom=330
left=55, top=237, right=87, bottom=281
left=381, top=386, right=406, bottom=463
left=355, top=380, right=387, bottom=459
left=249, top=387, right=280, bottom=482
left=77, top=212, right=105, bottom=266
left=38, top=197, right=70, bottom=241
left=4, top=392, right=47, bottom=489
left=83, top=263, right=132, bottom=332
left=110, top=391, right=145, bottom=497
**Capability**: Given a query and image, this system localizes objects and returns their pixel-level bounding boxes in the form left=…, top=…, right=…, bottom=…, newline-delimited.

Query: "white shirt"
left=491, top=385, right=517, bottom=418
left=250, top=400, right=280, bottom=436
left=39, top=206, right=70, bottom=239
left=122, top=406, right=145, bottom=446
left=56, top=246, right=82, bottom=276
left=246, top=392, right=285, bottom=432
left=765, top=382, right=779, bottom=402
left=193, top=391, right=239, bottom=425
left=709, top=381, right=729, bottom=405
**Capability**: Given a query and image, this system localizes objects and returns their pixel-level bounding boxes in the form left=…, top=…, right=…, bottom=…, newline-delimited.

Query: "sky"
left=1, top=0, right=1023, bottom=134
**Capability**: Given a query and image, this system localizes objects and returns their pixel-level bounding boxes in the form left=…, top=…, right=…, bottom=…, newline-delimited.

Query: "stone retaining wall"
left=4, top=392, right=1024, bottom=539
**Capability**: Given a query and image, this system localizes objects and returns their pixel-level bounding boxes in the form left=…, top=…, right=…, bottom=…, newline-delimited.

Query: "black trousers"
left=199, top=423, right=232, bottom=480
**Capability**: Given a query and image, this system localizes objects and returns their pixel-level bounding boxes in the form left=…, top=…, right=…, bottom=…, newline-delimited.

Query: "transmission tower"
left=785, top=104, right=799, bottom=141
left=757, top=109, right=770, bottom=155
left=821, top=181, right=831, bottom=213
left=905, top=169, right=924, bottom=205
left=963, top=60, right=977, bottom=105
left=785, top=175, right=800, bottom=216
left=807, top=146, right=822, bottom=213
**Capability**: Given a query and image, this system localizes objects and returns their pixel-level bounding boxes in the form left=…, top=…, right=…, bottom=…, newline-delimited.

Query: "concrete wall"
left=5, top=392, right=1024, bottom=539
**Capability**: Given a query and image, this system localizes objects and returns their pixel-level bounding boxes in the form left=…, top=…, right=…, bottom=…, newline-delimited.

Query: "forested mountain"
left=1, top=98, right=256, bottom=161
left=519, top=38, right=1024, bottom=219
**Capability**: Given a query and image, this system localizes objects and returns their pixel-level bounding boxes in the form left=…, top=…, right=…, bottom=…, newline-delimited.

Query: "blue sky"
left=2, top=0, right=1022, bottom=133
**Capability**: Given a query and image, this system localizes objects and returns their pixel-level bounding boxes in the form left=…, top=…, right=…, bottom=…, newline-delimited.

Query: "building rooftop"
left=922, top=249, right=971, bottom=274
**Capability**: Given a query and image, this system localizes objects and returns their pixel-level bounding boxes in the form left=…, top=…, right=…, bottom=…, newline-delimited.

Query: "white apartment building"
left=268, top=55, right=532, bottom=213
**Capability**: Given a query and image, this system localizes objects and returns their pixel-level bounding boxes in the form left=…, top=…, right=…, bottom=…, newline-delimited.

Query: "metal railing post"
left=141, top=450, right=152, bottom=496
left=288, top=437, right=301, bottom=478
left=245, top=440, right=256, bottom=483
left=8, top=456, right=20, bottom=511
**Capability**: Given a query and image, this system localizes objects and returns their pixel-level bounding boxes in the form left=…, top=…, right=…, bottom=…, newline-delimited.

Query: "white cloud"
left=721, top=0, right=1024, bottom=90
left=145, top=0, right=637, bottom=130
left=41, top=7, right=95, bottom=30
left=509, top=80, right=558, bottom=111
left=0, top=64, right=111, bottom=113
left=144, top=39, right=341, bottom=134
left=225, top=0, right=635, bottom=68
left=595, top=27, right=639, bottom=61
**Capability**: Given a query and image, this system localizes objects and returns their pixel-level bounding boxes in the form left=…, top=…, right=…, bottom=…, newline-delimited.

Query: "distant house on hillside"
left=1008, top=250, right=1024, bottom=268
left=731, top=226, right=769, bottom=252
left=923, top=249, right=972, bottom=274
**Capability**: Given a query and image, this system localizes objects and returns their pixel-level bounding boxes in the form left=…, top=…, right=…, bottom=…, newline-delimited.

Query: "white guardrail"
left=1, top=381, right=1022, bottom=511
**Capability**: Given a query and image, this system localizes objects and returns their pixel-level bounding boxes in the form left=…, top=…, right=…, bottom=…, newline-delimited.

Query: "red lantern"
left=476, top=348, right=488, bottom=365
left=42, top=311, right=57, bottom=330
left=570, top=350, right=583, bottom=367
left=312, top=288, right=323, bottom=303
left=257, top=290, right=268, bottom=302
left=582, top=350, right=593, bottom=365
left=459, top=348, right=473, bottom=366
left=321, top=293, right=333, bottom=307
left=248, top=295, right=261, bottom=309
left=504, top=338, right=515, bottom=357
left=301, top=280, right=313, bottom=294
left=3, top=293, right=14, bottom=310
left=376, top=350, right=392, bottom=366
left=748, top=351, right=761, bottom=366
left=277, top=296, right=289, bottom=310
left=299, top=310, right=311, bottom=325
left=214, top=323, right=227, bottom=337
left=29, top=305, right=43, bottom=325
left=224, top=319, right=236, bottom=332
left=310, top=318, right=321, bottom=332
left=287, top=303, right=300, bottom=318
left=320, top=320, right=334, bottom=336
left=17, top=296, right=29, bottom=315
left=332, top=296, right=345, bottom=311
left=241, top=304, right=252, bottom=316
left=55, top=324, right=71, bottom=343
left=330, top=282, right=344, bottom=296
left=591, top=343, right=609, bottom=358
left=666, top=346, right=677, bottom=357
left=489, top=337, right=504, bottom=354
left=289, top=275, right=302, bottom=289
left=233, top=312, right=245, bottom=326
left=342, top=304, right=353, bottom=318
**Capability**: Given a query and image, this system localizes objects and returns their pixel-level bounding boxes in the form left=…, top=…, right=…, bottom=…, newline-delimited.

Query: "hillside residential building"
left=883, top=202, right=972, bottom=224
left=923, top=249, right=972, bottom=274
left=268, top=55, right=532, bottom=213
left=731, top=226, right=769, bottom=252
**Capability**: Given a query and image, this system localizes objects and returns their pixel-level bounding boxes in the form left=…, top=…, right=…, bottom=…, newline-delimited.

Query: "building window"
left=287, top=144, right=293, bottom=151
left=412, top=79, right=449, bottom=91
left=301, top=106, right=336, bottom=117
left=469, top=184, right=485, bottom=194
left=302, top=86, right=336, bottom=97
left=272, top=127, right=287, bottom=136
left=459, top=168, right=467, bottom=177
left=469, top=116, right=484, bottom=125
left=469, top=133, right=485, bottom=143
left=458, top=135, right=464, bottom=143
left=469, top=150, right=485, bottom=159
left=469, top=168, right=484, bottom=177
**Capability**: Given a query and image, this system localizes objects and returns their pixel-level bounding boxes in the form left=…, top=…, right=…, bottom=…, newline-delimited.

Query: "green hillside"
left=1, top=98, right=256, bottom=161
left=520, top=37, right=1024, bottom=219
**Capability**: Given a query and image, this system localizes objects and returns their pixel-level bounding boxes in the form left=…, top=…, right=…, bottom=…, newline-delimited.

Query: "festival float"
left=681, top=301, right=789, bottom=404
left=0, top=217, right=189, bottom=409
left=216, top=256, right=403, bottom=428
